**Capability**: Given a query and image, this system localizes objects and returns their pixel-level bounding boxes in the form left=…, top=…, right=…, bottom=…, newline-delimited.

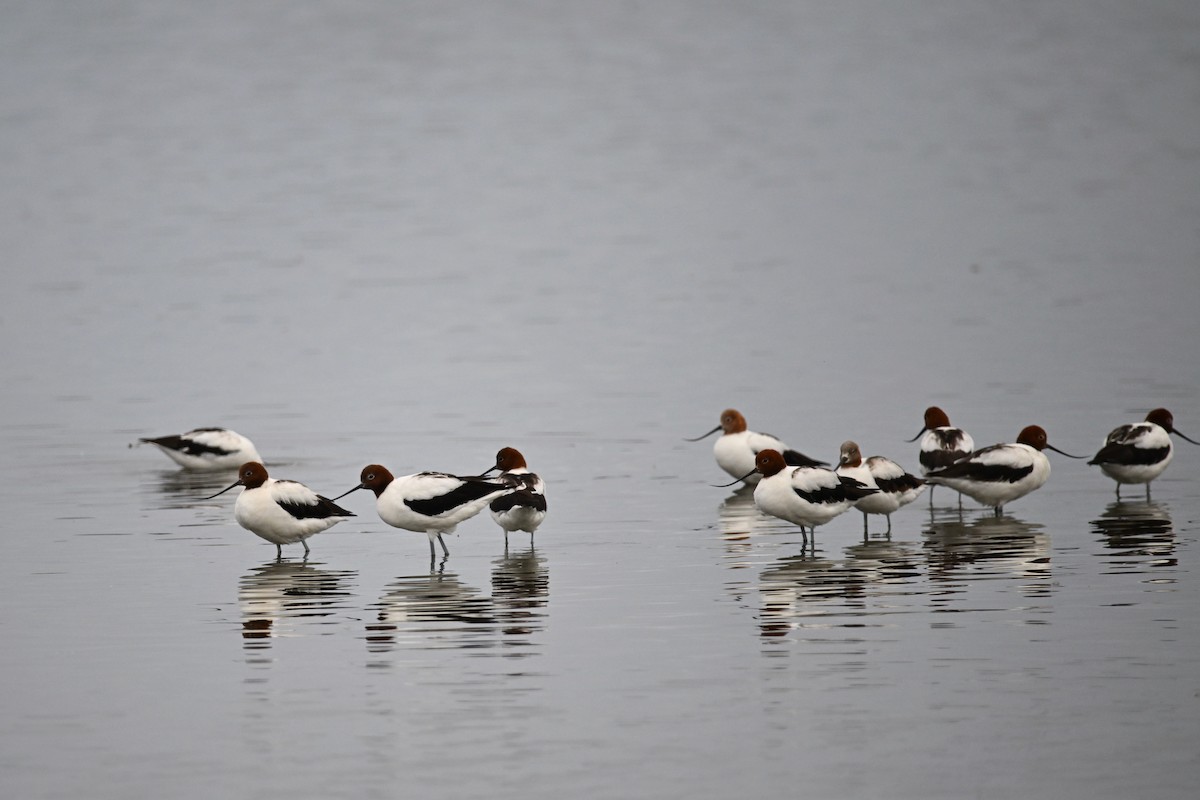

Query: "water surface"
left=2, top=2, right=1199, bottom=798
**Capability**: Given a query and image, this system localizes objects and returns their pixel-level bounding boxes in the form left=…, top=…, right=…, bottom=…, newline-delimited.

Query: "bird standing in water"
left=1088, top=408, right=1198, bottom=500
left=206, top=462, right=353, bottom=558
left=480, top=447, right=547, bottom=540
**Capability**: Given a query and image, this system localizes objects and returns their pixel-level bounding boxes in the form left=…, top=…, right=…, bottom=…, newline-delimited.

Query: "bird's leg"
left=302, top=539, right=310, bottom=556
left=438, top=533, right=450, bottom=557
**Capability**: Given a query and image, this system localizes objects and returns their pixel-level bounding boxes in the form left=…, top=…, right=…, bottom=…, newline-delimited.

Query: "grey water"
left=2, top=2, right=1199, bottom=798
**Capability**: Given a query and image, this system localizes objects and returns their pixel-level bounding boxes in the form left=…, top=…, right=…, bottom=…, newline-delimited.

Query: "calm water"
left=2, top=2, right=1200, bottom=798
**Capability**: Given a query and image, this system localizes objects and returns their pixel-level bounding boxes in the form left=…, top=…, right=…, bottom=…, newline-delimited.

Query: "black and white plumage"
left=687, top=408, right=826, bottom=485
left=908, top=406, right=974, bottom=506
left=926, top=426, right=1083, bottom=517
left=835, top=441, right=926, bottom=534
left=740, top=449, right=877, bottom=535
left=206, top=462, right=353, bottom=557
left=334, top=464, right=513, bottom=559
left=1088, top=408, right=1198, bottom=499
left=139, top=427, right=261, bottom=470
left=480, top=447, right=547, bottom=536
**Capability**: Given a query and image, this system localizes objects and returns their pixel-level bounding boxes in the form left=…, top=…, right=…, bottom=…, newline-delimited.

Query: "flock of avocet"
left=686, top=406, right=1197, bottom=538
left=137, top=430, right=545, bottom=559
left=138, top=404, right=1194, bottom=558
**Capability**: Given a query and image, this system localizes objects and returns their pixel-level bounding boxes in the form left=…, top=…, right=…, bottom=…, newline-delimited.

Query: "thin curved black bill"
left=203, top=481, right=242, bottom=500
left=685, top=425, right=722, bottom=442
left=331, top=484, right=364, bottom=502
left=712, top=468, right=758, bottom=488
left=1173, top=429, right=1200, bottom=446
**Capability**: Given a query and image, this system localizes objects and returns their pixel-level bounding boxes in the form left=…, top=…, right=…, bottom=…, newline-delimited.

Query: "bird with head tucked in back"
left=139, top=427, right=261, bottom=471
left=205, top=462, right=353, bottom=558
left=1088, top=408, right=1198, bottom=500
left=479, top=447, right=547, bottom=539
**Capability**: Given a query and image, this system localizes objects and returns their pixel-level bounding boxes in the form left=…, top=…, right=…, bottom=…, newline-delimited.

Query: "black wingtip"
left=782, top=449, right=827, bottom=468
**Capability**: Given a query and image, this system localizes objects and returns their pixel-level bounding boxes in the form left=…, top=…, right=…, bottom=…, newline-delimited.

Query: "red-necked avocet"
left=334, top=465, right=512, bottom=559
left=139, top=427, right=261, bottom=470
left=907, top=407, right=974, bottom=506
left=718, top=449, right=877, bottom=536
left=925, top=425, right=1083, bottom=517
left=479, top=447, right=547, bottom=539
left=835, top=441, right=926, bottom=534
left=687, top=408, right=825, bottom=485
left=1088, top=408, right=1198, bottom=500
left=206, top=462, right=353, bottom=557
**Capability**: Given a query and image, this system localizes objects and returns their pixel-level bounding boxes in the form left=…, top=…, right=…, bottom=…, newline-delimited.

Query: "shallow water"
left=2, top=2, right=1200, bottom=798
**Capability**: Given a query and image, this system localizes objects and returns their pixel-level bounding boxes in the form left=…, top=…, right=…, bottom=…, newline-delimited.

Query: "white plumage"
left=140, top=427, right=261, bottom=470
left=481, top=447, right=547, bottom=536
left=835, top=441, right=926, bottom=533
left=336, top=464, right=513, bottom=559
left=750, top=449, right=877, bottom=534
left=688, top=408, right=824, bottom=485
left=1088, top=408, right=1197, bottom=499
left=207, top=462, right=353, bottom=557
left=926, top=425, right=1080, bottom=516
left=908, top=406, right=974, bottom=506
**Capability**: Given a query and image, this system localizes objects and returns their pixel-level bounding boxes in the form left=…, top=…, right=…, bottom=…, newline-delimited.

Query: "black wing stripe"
left=920, top=449, right=970, bottom=470
left=141, top=434, right=236, bottom=457
left=278, top=496, right=355, bottom=520
left=1088, top=443, right=1168, bottom=467
left=933, top=461, right=1033, bottom=484
left=781, top=449, right=828, bottom=468
left=794, top=476, right=877, bottom=504
left=490, top=490, right=548, bottom=514
left=407, top=479, right=507, bottom=517
left=875, top=473, right=924, bottom=493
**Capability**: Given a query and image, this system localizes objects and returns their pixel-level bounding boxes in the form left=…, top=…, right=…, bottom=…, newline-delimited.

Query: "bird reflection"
left=238, top=559, right=357, bottom=649
left=717, top=486, right=762, bottom=539
left=491, top=543, right=549, bottom=655
left=718, top=486, right=768, bottom=568
left=366, top=564, right=495, bottom=653
left=144, top=461, right=300, bottom=510
left=144, top=469, right=237, bottom=510
left=757, top=539, right=921, bottom=639
left=922, top=513, right=1051, bottom=598
left=1090, top=500, right=1175, bottom=572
